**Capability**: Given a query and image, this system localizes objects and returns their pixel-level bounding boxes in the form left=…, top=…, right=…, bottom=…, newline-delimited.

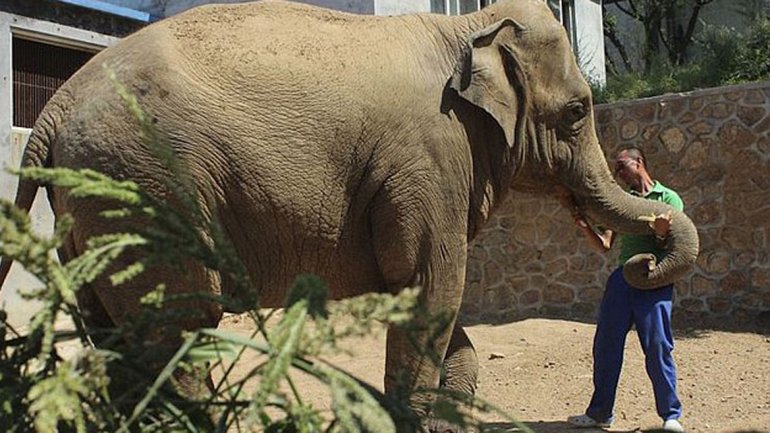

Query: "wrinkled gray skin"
left=0, top=0, right=698, bottom=427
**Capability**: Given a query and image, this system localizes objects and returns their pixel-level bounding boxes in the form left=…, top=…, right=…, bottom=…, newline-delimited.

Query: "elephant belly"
left=220, top=202, right=387, bottom=308
left=237, top=238, right=387, bottom=308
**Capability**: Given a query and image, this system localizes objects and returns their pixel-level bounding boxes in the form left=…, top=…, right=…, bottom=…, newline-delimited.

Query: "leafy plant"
left=729, top=17, right=770, bottom=83
left=594, top=6, right=770, bottom=104
left=591, top=62, right=700, bottom=104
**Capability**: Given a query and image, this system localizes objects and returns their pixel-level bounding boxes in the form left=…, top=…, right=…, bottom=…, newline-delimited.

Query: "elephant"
left=0, top=0, right=699, bottom=429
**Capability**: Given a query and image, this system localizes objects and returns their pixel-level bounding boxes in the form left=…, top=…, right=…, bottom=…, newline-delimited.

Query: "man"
left=565, top=147, right=685, bottom=433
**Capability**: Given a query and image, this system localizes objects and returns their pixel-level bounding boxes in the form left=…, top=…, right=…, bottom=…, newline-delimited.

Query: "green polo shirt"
left=618, top=181, right=684, bottom=265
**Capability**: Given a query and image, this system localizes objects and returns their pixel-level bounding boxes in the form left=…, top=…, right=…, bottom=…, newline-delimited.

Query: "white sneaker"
left=662, top=419, right=684, bottom=432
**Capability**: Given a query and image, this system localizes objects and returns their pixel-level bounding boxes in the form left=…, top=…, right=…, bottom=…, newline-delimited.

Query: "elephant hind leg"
left=75, top=282, right=118, bottom=347
left=422, top=325, right=479, bottom=433
left=87, top=261, right=221, bottom=425
left=440, top=325, right=479, bottom=396
left=59, top=230, right=117, bottom=346
left=65, top=221, right=222, bottom=403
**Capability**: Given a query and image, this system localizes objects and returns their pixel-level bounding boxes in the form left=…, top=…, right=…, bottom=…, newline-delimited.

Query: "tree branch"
left=614, top=0, right=636, bottom=19
left=605, top=49, right=620, bottom=77
left=659, top=28, right=675, bottom=63
left=604, top=23, right=633, bottom=72
left=676, top=3, right=704, bottom=63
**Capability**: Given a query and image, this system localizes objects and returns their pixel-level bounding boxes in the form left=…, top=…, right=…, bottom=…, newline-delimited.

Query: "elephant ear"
left=450, top=19, right=529, bottom=148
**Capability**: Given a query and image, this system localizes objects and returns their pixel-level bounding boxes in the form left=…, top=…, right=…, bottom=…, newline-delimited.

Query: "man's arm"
left=652, top=189, right=684, bottom=247
left=573, top=214, right=614, bottom=252
left=555, top=187, right=614, bottom=252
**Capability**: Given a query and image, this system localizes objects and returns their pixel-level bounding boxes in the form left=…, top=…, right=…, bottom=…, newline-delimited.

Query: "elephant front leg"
left=384, top=295, right=464, bottom=432
left=379, top=245, right=469, bottom=432
left=384, top=323, right=479, bottom=397
left=371, top=173, right=472, bottom=432
left=383, top=308, right=455, bottom=399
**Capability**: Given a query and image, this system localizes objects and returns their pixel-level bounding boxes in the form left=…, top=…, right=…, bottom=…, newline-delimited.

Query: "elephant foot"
left=424, top=417, right=473, bottom=433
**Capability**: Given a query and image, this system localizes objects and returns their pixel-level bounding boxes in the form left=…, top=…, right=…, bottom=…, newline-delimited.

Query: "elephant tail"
left=0, top=104, right=59, bottom=292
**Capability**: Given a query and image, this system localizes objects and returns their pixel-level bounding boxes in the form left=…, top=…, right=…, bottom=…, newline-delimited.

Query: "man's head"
left=613, top=147, right=650, bottom=190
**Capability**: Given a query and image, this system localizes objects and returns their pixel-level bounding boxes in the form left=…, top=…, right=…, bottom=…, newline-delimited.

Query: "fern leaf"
left=318, top=363, right=396, bottom=433
left=250, top=301, right=308, bottom=419
left=28, top=362, right=90, bottom=433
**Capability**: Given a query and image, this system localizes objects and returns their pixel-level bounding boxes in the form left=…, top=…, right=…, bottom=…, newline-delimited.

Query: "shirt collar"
left=630, top=180, right=663, bottom=197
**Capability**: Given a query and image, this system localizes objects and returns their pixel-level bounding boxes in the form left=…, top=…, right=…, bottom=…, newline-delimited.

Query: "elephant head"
left=450, top=3, right=699, bottom=288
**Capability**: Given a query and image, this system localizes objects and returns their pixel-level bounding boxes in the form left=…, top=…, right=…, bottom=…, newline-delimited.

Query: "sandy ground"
left=219, top=314, right=770, bottom=433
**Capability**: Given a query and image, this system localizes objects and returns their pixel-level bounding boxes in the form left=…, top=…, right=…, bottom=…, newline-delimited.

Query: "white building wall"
left=375, top=0, right=431, bottom=16
left=114, top=0, right=377, bottom=16
left=573, top=0, right=605, bottom=84
left=292, top=0, right=374, bottom=14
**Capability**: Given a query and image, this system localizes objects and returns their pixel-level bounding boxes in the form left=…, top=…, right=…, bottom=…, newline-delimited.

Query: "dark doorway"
left=12, top=36, right=95, bottom=128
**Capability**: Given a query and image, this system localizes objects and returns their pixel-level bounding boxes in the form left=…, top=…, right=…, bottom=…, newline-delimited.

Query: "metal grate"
left=12, top=37, right=95, bottom=128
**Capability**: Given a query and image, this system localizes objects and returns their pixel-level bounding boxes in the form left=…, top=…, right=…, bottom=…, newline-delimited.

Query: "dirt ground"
left=220, top=314, right=770, bottom=433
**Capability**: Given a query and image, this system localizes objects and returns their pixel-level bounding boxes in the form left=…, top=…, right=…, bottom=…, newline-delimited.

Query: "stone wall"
left=460, top=81, right=770, bottom=325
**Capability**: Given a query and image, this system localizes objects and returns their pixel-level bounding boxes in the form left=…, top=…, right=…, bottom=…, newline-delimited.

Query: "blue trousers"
left=586, top=267, right=682, bottom=423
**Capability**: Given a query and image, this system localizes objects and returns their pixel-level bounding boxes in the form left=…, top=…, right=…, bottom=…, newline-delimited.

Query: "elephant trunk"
left=578, top=167, right=699, bottom=290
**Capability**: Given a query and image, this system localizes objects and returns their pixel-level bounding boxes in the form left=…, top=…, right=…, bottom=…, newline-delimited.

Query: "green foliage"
left=591, top=61, right=699, bottom=103
left=596, top=0, right=770, bottom=103
left=27, top=351, right=111, bottom=433
left=729, top=17, right=770, bottom=83
left=251, top=299, right=308, bottom=415
left=0, top=188, right=126, bottom=432
left=601, top=0, right=716, bottom=72
left=732, top=0, right=770, bottom=22
left=0, top=72, right=530, bottom=432
left=594, top=15, right=770, bottom=104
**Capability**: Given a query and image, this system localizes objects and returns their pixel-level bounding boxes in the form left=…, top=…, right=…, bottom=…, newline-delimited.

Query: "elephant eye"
left=562, top=101, right=588, bottom=134
left=565, top=101, right=587, bottom=124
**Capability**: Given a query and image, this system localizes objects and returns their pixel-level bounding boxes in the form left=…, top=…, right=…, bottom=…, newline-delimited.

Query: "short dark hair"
left=618, top=146, right=646, bottom=166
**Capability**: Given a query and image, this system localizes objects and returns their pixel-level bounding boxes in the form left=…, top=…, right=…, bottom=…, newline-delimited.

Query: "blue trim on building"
left=55, top=0, right=155, bottom=22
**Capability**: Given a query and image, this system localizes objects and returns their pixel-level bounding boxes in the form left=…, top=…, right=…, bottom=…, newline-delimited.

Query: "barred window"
left=12, top=36, right=94, bottom=128
left=431, top=0, right=498, bottom=15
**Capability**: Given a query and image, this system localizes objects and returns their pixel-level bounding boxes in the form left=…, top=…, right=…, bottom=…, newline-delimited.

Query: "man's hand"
left=653, top=210, right=673, bottom=238
left=638, top=210, right=673, bottom=239
left=638, top=211, right=671, bottom=248
left=554, top=186, right=613, bottom=252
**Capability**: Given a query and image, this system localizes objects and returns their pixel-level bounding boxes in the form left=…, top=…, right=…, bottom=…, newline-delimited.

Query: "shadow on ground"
left=461, top=310, right=770, bottom=339
left=482, top=420, right=637, bottom=432
left=482, top=421, right=768, bottom=433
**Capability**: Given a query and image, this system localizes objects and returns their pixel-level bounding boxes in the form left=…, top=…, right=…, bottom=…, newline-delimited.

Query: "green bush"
left=592, top=17, right=770, bottom=104
left=698, top=25, right=742, bottom=87
left=591, top=61, right=703, bottom=104
left=730, top=18, right=770, bottom=83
